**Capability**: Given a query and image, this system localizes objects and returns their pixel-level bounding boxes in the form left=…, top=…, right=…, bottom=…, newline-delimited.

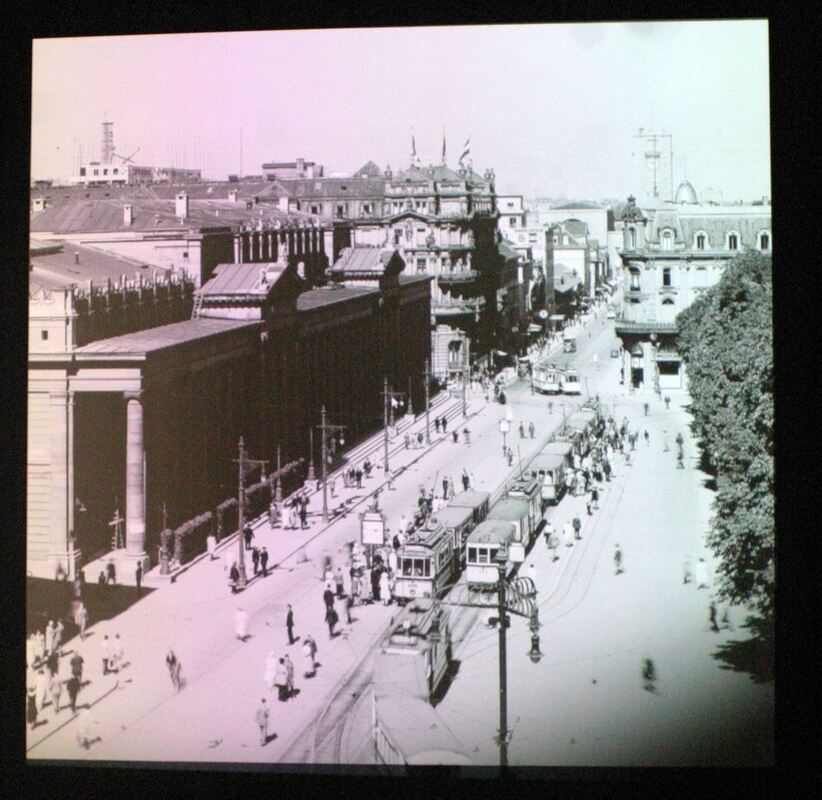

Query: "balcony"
left=432, top=296, right=486, bottom=316
left=436, top=269, right=479, bottom=284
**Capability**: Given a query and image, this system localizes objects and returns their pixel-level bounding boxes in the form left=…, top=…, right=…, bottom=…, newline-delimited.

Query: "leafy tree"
left=676, top=252, right=773, bottom=616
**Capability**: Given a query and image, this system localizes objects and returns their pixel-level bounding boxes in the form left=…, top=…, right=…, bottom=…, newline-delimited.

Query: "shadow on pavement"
left=712, top=614, right=774, bottom=684
left=27, top=577, right=154, bottom=639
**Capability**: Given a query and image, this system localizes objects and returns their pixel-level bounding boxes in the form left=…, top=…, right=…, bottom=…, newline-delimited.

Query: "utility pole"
left=274, top=445, right=283, bottom=503
left=233, top=437, right=267, bottom=590
left=496, top=558, right=510, bottom=769
left=424, top=359, right=431, bottom=445
left=307, top=426, right=316, bottom=482
left=462, top=341, right=469, bottom=418
left=317, top=405, right=345, bottom=522
left=380, top=378, right=405, bottom=475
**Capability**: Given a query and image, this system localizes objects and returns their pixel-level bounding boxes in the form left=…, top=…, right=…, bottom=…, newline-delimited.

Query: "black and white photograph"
left=25, top=18, right=774, bottom=773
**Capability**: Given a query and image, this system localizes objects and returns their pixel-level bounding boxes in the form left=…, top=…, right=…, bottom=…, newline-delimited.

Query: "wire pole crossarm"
left=317, top=405, right=345, bottom=522
left=232, top=437, right=268, bottom=589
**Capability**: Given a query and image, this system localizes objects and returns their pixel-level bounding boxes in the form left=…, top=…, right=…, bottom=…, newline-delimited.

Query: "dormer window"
left=727, top=232, right=740, bottom=250
left=695, top=233, right=706, bottom=250
left=660, top=229, right=674, bottom=251
left=759, top=231, right=770, bottom=251
left=626, top=227, right=636, bottom=249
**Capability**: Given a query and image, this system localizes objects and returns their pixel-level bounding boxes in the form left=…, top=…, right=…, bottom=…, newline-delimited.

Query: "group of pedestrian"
left=100, top=632, right=126, bottom=674
left=264, top=650, right=296, bottom=701
left=282, top=492, right=311, bottom=529
left=433, top=415, right=449, bottom=434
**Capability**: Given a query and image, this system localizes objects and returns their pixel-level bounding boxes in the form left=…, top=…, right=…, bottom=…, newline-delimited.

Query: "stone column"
left=48, top=391, right=71, bottom=578
left=125, top=391, right=147, bottom=556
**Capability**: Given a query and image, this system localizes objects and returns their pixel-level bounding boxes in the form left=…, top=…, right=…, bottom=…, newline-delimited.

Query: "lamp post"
left=233, top=437, right=268, bottom=590
left=307, top=427, right=316, bottom=482
left=275, top=445, right=283, bottom=503
left=317, top=405, right=345, bottom=523
left=381, top=378, right=405, bottom=475
left=462, top=333, right=469, bottom=418
left=424, top=359, right=431, bottom=445
left=495, top=551, right=510, bottom=770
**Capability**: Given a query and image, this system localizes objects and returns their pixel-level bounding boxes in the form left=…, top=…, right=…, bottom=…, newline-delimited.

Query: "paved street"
left=26, top=307, right=772, bottom=767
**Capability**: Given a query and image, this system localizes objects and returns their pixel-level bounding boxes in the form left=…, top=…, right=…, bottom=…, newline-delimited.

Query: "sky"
left=31, top=21, right=771, bottom=202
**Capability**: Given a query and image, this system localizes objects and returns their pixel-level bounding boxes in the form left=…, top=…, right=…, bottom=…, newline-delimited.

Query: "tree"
left=676, top=252, right=773, bottom=616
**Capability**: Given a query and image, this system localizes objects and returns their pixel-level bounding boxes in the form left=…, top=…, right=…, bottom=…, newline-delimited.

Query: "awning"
left=527, top=323, right=543, bottom=333
left=549, top=314, right=565, bottom=321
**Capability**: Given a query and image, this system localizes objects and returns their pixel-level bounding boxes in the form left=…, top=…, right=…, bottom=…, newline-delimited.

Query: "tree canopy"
left=676, top=252, right=773, bottom=616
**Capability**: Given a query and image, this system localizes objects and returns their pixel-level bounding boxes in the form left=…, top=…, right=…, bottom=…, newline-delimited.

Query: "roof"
left=541, top=441, right=574, bottom=456
left=467, top=519, right=516, bottom=545
left=529, top=452, right=567, bottom=469
left=330, top=247, right=395, bottom=274
left=497, top=241, right=521, bottom=261
left=278, top=176, right=386, bottom=200
left=552, top=201, right=602, bottom=210
left=200, top=262, right=287, bottom=297
left=431, top=505, right=474, bottom=527
left=448, top=490, right=490, bottom=509
left=29, top=241, right=166, bottom=291
left=262, top=161, right=317, bottom=168
left=487, top=498, right=530, bottom=520
left=354, top=160, right=383, bottom=178
left=74, top=317, right=256, bottom=356
left=296, top=284, right=377, bottom=311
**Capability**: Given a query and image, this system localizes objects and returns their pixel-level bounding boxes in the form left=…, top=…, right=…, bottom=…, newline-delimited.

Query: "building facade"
left=614, top=186, right=772, bottom=391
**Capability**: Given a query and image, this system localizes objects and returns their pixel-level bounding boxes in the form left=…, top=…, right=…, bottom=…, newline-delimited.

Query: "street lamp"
left=233, top=437, right=268, bottom=589
left=318, top=405, right=345, bottom=523
left=381, top=378, right=405, bottom=475
left=499, top=418, right=510, bottom=456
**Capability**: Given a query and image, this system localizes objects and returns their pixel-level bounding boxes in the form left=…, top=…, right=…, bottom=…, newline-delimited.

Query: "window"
left=627, top=227, right=636, bottom=249
left=416, top=257, right=427, bottom=272
left=79, top=167, right=86, bottom=176
left=93, top=169, right=99, bottom=176
left=103, top=168, right=108, bottom=175
left=509, top=217, right=517, bottom=228
left=759, top=231, right=770, bottom=250
left=728, top=233, right=739, bottom=250
left=310, top=204, right=320, bottom=215
left=629, top=269, right=641, bottom=291
left=661, top=229, right=674, bottom=251
left=662, top=297, right=675, bottom=305
left=662, top=267, right=672, bottom=287
left=467, top=547, right=477, bottom=563
left=695, top=233, right=706, bottom=249
left=41, top=330, right=48, bottom=341
left=113, top=168, right=118, bottom=175
left=477, top=547, right=489, bottom=564
left=362, top=203, right=372, bottom=216
left=401, top=558, right=413, bottom=576
left=335, top=204, right=347, bottom=218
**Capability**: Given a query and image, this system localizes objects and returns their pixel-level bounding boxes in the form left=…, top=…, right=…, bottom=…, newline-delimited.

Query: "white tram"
left=465, top=520, right=517, bottom=589
left=532, top=352, right=582, bottom=395
left=447, top=489, right=491, bottom=526
left=531, top=360, right=563, bottom=394
left=527, top=452, right=568, bottom=505
left=393, top=517, right=453, bottom=604
left=486, top=497, right=534, bottom=563
left=432, top=504, right=476, bottom=574
left=564, top=409, right=599, bottom=456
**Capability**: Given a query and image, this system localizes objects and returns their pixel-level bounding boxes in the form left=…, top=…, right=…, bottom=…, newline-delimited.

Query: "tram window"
left=468, top=547, right=477, bottom=563
left=424, top=560, right=431, bottom=577
left=414, top=559, right=424, bottom=577
left=401, top=558, right=413, bottom=576
left=477, top=548, right=489, bottom=564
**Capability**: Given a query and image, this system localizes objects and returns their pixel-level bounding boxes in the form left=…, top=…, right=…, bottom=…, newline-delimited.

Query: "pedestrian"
left=251, top=546, right=261, bottom=576
left=603, top=460, right=611, bottom=482
left=591, top=485, right=599, bottom=510
left=682, top=558, right=693, bottom=585
left=434, top=418, right=441, bottom=434
left=106, top=559, right=116, bottom=585
left=563, top=520, right=574, bottom=548
left=392, top=532, right=401, bottom=551
left=507, top=448, right=514, bottom=467
left=351, top=570, right=361, bottom=607
left=287, top=501, right=298, bottom=530
left=235, top=607, right=249, bottom=641
left=452, top=430, right=458, bottom=444
left=243, top=525, right=255, bottom=549
left=323, top=586, right=335, bottom=611
left=543, top=520, right=554, bottom=547
left=329, top=476, right=336, bottom=498
left=404, top=433, right=411, bottom=449
left=356, top=468, right=364, bottom=489
left=519, top=421, right=525, bottom=439
left=285, top=604, right=296, bottom=645
left=664, top=395, right=671, bottom=410
left=45, top=646, right=59, bottom=680
left=379, top=570, right=391, bottom=606
left=417, top=432, right=424, bottom=448
left=98, top=570, right=106, bottom=585
left=572, top=515, right=581, bottom=540
left=27, top=685, right=38, bottom=730
left=284, top=653, right=295, bottom=698
left=45, top=620, right=56, bottom=655
left=65, top=675, right=80, bottom=714
left=299, top=499, right=308, bottom=530
left=529, top=421, right=535, bottom=439
left=442, top=416, right=448, bottom=432
left=260, top=546, right=269, bottom=577
left=274, top=658, right=289, bottom=701
left=101, top=634, right=111, bottom=676
left=229, top=562, right=240, bottom=594
left=112, top=633, right=125, bottom=673
left=364, top=459, right=372, bottom=478
left=166, top=648, right=182, bottom=691
left=644, top=429, right=650, bottom=446
left=303, top=634, right=317, bottom=678
left=134, top=561, right=143, bottom=596
left=360, top=571, right=372, bottom=604
left=256, top=698, right=270, bottom=745
left=585, top=489, right=593, bottom=516
left=268, top=498, right=280, bottom=529
left=614, top=544, right=623, bottom=575
left=49, top=670, right=62, bottom=713
left=461, top=469, right=470, bottom=492
left=344, top=592, right=354, bottom=624
left=264, top=650, right=278, bottom=691
left=331, top=568, right=343, bottom=600
left=70, top=650, right=84, bottom=684
left=709, top=598, right=720, bottom=633
left=644, top=403, right=649, bottom=417
left=548, top=401, right=553, bottom=414
left=695, top=558, right=709, bottom=589
left=35, top=668, right=49, bottom=712
left=642, top=658, right=656, bottom=693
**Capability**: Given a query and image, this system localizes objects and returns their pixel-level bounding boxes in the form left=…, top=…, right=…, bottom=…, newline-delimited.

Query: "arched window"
left=629, top=268, right=641, bottom=291
left=759, top=231, right=771, bottom=251
left=660, top=229, right=674, bottom=251
left=661, top=297, right=675, bottom=305
left=627, top=227, right=636, bottom=249
left=727, top=232, right=739, bottom=251
left=694, top=232, right=707, bottom=250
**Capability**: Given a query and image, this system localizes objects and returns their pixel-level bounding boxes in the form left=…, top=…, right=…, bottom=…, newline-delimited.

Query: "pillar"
left=48, top=391, right=74, bottom=578
left=125, top=391, right=147, bottom=556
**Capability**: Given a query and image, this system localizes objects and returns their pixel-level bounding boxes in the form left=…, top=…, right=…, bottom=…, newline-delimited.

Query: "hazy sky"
left=31, top=21, right=771, bottom=201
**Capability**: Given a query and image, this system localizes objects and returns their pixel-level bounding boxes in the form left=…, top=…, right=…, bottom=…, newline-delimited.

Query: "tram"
left=562, top=331, right=577, bottom=352
left=433, top=504, right=477, bottom=574
left=393, top=517, right=453, bottom=604
left=563, top=409, right=599, bottom=456
left=465, top=520, right=517, bottom=589
left=486, top=497, right=534, bottom=563
left=531, top=360, right=563, bottom=394
left=448, top=489, right=490, bottom=526
left=527, top=452, right=568, bottom=505
left=505, top=474, right=543, bottom=534
left=532, top=352, right=582, bottom=395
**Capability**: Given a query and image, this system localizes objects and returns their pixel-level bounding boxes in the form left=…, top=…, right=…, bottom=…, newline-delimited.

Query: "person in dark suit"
left=135, top=562, right=143, bottom=597
left=286, top=604, right=295, bottom=645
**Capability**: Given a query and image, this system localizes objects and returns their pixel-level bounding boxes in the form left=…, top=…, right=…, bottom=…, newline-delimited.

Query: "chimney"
left=123, top=204, right=134, bottom=226
left=74, top=251, right=80, bottom=265
left=296, top=158, right=305, bottom=176
left=175, top=192, right=189, bottom=220
left=228, top=189, right=239, bottom=202
left=33, top=198, right=46, bottom=211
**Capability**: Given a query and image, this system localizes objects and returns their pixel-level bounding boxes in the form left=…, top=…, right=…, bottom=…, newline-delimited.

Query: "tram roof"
left=467, top=519, right=516, bottom=544
left=529, top=452, right=567, bottom=470
left=433, top=505, right=475, bottom=527
left=487, top=498, right=530, bottom=520
left=405, top=520, right=444, bottom=547
left=535, top=351, right=578, bottom=371
left=447, top=489, right=490, bottom=509
left=542, top=440, right=574, bottom=456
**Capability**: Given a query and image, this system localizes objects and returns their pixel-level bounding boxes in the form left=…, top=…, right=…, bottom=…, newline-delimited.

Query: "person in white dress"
left=563, top=521, right=575, bottom=547
left=263, top=651, right=278, bottom=691
left=235, top=607, right=249, bottom=641
left=695, top=558, right=710, bottom=589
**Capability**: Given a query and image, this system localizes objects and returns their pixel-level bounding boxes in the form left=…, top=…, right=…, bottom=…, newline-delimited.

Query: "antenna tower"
left=102, top=116, right=115, bottom=164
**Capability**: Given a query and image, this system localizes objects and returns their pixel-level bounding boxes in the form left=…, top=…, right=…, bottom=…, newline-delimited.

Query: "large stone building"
left=614, top=184, right=772, bottom=391
left=27, top=236, right=431, bottom=581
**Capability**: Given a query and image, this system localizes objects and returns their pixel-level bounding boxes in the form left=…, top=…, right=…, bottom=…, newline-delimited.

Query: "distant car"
left=610, top=348, right=620, bottom=358
left=606, top=310, right=616, bottom=320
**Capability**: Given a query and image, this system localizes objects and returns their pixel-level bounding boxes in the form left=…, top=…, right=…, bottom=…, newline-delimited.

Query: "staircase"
left=191, top=290, right=203, bottom=319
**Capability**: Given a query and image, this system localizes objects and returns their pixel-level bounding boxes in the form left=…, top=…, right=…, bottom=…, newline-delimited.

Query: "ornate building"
left=614, top=187, right=772, bottom=391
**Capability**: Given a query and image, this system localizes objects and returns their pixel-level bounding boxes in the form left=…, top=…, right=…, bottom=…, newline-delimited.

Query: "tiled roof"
left=561, top=219, right=589, bottom=238
left=74, top=317, right=256, bottom=355
left=29, top=241, right=164, bottom=289
left=497, top=241, right=520, bottom=261
left=354, top=161, right=383, bottom=178
left=200, top=262, right=286, bottom=297
left=296, top=284, right=377, bottom=311
left=278, top=177, right=386, bottom=199
left=331, top=247, right=393, bottom=273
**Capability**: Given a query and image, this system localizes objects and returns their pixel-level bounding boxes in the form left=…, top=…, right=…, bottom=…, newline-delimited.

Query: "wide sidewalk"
left=27, top=311, right=604, bottom=762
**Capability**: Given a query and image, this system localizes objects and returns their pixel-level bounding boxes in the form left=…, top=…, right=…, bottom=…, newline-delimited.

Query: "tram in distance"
left=531, top=351, right=582, bottom=395
left=464, top=519, right=518, bottom=590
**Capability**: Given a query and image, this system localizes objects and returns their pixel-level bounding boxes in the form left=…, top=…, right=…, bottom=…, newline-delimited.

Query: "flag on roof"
left=442, top=130, right=447, bottom=164
left=412, top=134, right=416, bottom=158
left=458, top=137, right=470, bottom=165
